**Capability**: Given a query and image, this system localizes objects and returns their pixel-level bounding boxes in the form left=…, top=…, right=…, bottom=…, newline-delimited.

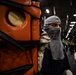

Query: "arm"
left=63, top=49, right=73, bottom=75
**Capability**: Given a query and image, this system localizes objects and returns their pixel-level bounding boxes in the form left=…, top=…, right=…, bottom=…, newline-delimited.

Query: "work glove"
left=63, top=69, right=73, bottom=75
left=74, top=52, right=76, bottom=60
left=40, top=30, right=51, bottom=44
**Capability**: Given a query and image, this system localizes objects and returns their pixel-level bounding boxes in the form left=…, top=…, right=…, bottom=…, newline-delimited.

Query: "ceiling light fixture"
left=70, top=21, right=76, bottom=24
left=69, top=24, right=74, bottom=27
left=45, top=9, right=50, bottom=13
left=65, top=15, right=69, bottom=30
left=68, top=28, right=72, bottom=33
left=66, top=27, right=73, bottom=38
left=53, top=7, right=56, bottom=15
left=66, top=33, right=69, bottom=38
left=73, top=14, right=76, bottom=17
left=67, top=38, right=70, bottom=40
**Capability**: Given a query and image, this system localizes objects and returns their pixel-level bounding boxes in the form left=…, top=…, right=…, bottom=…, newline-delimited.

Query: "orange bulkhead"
left=0, top=0, right=41, bottom=75
left=0, top=0, right=41, bottom=41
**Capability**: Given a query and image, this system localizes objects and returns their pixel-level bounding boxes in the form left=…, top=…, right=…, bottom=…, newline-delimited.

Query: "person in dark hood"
left=40, top=15, right=73, bottom=75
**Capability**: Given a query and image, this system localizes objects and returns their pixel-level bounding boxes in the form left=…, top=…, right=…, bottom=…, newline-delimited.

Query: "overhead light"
left=73, top=14, right=76, bottom=17
left=70, top=21, right=76, bottom=24
left=66, top=27, right=73, bottom=38
left=66, top=33, right=69, bottom=38
left=67, top=38, right=70, bottom=40
left=68, top=28, right=72, bottom=33
left=69, top=24, right=74, bottom=27
left=53, top=6, right=56, bottom=15
left=45, top=9, right=50, bottom=13
left=66, top=15, right=69, bottom=25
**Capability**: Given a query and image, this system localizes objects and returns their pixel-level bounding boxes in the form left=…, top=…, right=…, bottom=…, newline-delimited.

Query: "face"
left=50, top=23, right=61, bottom=28
left=46, top=22, right=61, bottom=39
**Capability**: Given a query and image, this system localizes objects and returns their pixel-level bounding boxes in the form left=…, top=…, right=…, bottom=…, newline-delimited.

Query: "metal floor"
left=66, top=50, right=76, bottom=75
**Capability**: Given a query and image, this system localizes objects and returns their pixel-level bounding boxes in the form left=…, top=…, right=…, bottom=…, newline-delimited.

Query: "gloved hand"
left=74, top=52, right=76, bottom=60
left=40, top=30, right=51, bottom=52
left=40, top=30, right=51, bottom=44
left=63, top=69, right=73, bottom=75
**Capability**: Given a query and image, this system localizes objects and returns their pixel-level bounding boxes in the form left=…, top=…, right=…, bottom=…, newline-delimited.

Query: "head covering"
left=44, top=15, right=61, bottom=25
left=44, top=15, right=64, bottom=60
